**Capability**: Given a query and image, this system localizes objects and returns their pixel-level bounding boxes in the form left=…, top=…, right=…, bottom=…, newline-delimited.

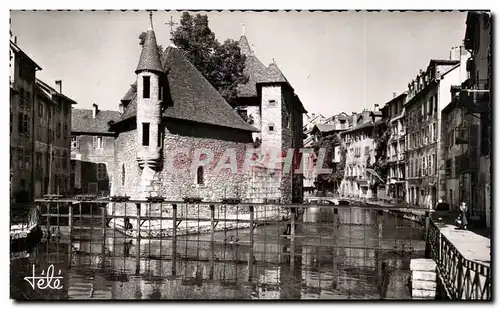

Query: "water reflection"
left=11, top=207, right=424, bottom=300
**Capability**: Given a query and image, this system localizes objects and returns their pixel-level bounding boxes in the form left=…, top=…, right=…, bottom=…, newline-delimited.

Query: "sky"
left=10, top=10, right=467, bottom=117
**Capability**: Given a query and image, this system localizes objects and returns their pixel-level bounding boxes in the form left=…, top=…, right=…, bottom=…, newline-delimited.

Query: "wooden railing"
left=426, top=218, right=491, bottom=300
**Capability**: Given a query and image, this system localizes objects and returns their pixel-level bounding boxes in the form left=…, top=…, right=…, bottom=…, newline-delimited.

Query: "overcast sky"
left=10, top=10, right=467, bottom=117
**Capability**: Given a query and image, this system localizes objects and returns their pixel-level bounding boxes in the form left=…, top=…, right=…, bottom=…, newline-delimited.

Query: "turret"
left=135, top=12, right=164, bottom=170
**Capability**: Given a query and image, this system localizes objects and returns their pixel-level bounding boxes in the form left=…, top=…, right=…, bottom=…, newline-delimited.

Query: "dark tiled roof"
left=10, top=40, right=42, bottom=70
left=239, top=35, right=252, bottom=55
left=121, top=82, right=136, bottom=102
left=262, top=62, right=288, bottom=84
left=341, top=119, right=384, bottom=134
left=237, top=36, right=291, bottom=97
left=136, top=29, right=163, bottom=73
left=314, top=124, right=337, bottom=133
left=236, top=36, right=305, bottom=114
left=236, top=54, right=269, bottom=97
left=115, top=47, right=258, bottom=133
left=72, top=108, right=121, bottom=134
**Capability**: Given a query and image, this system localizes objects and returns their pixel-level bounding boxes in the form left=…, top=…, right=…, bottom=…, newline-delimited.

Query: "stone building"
left=403, top=51, right=468, bottom=208
left=110, top=15, right=301, bottom=203
left=232, top=31, right=307, bottom=202
left=340, top=109, right=383, bottom=198
left=304, top=113, right=349, bottom=195
left=303, top=113, right=326, bottom=147
left=461, top=11, right=491, bottom=226
left=34, top=79, right=75, bottom=197
left=10, top=37, right=41, bottom=202
left=71, top=104, right=121, bottom=196
left=441, top=87, right=480, bottom=215
left=383, top=92, right=407, bottom=201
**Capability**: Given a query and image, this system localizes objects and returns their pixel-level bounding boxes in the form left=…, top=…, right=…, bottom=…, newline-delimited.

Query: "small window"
left=269, top=99, right=276, bottom=106
left=197, top=166, right=204, bottom=185
left=93, top=136, right=105, bottom=149
left=122, top=164, right=126, bottom=186
left=157, top=124, right=162, bottom=147
left=143, top=76, right=150, bottom=99
left=158, top=78, right=162, bottom=100
left=142, top=123, right=150, bottom=146
left=268, top=124, right=275, bottom=132
left=38, top=103, right=43, bottom=117
left=71, top=136, right=79, bottom=149
left=97, top=163, right=106, bottom=180
left=23, top=115, right=29, bottom=136
left=25, top=153, right=30, bottom=171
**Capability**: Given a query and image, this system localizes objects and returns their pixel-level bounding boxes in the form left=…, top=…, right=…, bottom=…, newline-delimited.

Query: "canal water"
left=10, top=207, right=425, bottom=300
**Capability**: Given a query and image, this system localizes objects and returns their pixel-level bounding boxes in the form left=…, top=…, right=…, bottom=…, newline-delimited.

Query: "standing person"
left=459, top=202, right=468, bottom=230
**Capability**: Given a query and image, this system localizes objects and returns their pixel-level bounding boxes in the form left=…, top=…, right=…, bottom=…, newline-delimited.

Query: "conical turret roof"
left=135, top=14, right=163, bottom=74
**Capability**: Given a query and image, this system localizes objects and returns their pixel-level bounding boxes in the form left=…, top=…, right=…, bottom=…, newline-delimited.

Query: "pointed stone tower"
left=135, top=12, right=164, bottom=199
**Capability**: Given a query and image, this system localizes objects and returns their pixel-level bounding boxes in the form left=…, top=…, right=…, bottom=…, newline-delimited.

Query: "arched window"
left=122, top=164, right=125, bottom=186
left=196, top=166, right=204, bottom=185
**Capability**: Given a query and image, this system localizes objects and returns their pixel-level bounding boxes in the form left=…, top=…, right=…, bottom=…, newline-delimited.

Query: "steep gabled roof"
left=114, top=46, right=258, bottom=133
left=72, top=108, right=121, bottom=134
left=10, top=40, right=42, bottom=70
left=237, top=35, right=292, bottom=97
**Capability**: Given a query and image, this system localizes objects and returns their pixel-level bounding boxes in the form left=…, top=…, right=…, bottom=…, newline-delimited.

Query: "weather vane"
left=165, top=16, right=178, bottom=35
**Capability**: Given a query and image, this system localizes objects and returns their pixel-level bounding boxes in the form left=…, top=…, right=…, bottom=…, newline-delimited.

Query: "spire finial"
left=242, top=23, right=246, bottom=36
left=148, top=11, right=154, bottom=30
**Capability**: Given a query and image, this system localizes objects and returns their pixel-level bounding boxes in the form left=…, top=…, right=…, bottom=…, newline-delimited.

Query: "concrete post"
left=410, top=258, right=437, bottom=300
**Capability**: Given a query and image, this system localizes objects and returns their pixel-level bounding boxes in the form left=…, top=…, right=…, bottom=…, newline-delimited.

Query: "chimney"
left=374, top=104, right=379, bottom=111
left=449, top=46, right=460, bottom=61
left=459, top=45, right=469, bottom=82
left=352, top=112, right=357, bottom=115
left=393, top=92, right=397, bottom=98
left=14, top=36, right=17, bottom=45
left=311, top=113, right=315, bottom=118
left=92, top=103, right=98, bottom=118
left=119, top=103, right=124, bottom=114
left=55, top=80, right=62, bottom=93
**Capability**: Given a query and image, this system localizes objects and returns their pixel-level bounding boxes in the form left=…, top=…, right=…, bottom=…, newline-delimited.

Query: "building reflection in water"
left=10, top=207, right=424, bottom=300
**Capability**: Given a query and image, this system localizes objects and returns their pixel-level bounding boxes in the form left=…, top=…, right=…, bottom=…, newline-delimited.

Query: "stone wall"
left=113, top=128, right=141, bottom=198
left=114, top=120, right=262, bottom=201
left=72, top=134, right=115, bottom=195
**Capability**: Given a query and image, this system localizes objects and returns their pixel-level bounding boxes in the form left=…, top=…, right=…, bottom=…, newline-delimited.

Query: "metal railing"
left=426, top=218, right=491, bottom=300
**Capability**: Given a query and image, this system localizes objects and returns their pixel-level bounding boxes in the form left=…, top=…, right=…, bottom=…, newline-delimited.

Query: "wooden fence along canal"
left=31, top=197, right=491, bottom=300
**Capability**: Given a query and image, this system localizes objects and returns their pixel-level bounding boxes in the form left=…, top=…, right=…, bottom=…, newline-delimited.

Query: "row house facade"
left=34, top=79, right=75, bottom=197
left=10, top=38, right=41, bottom=202
left=71, top=104, right=121, bottom=196
left=441, top=87, right=480, bottom=218
left=303, top=113, right=326, bottom=147
left=448, top=11, right=491, bottom=227
left=404, top=50, right=468, bottom=209
left=382, top=92, right=407, bottom=201
left=340, top=109, right=383, bottom=198
left=304, top=112, right=349, bottom=195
